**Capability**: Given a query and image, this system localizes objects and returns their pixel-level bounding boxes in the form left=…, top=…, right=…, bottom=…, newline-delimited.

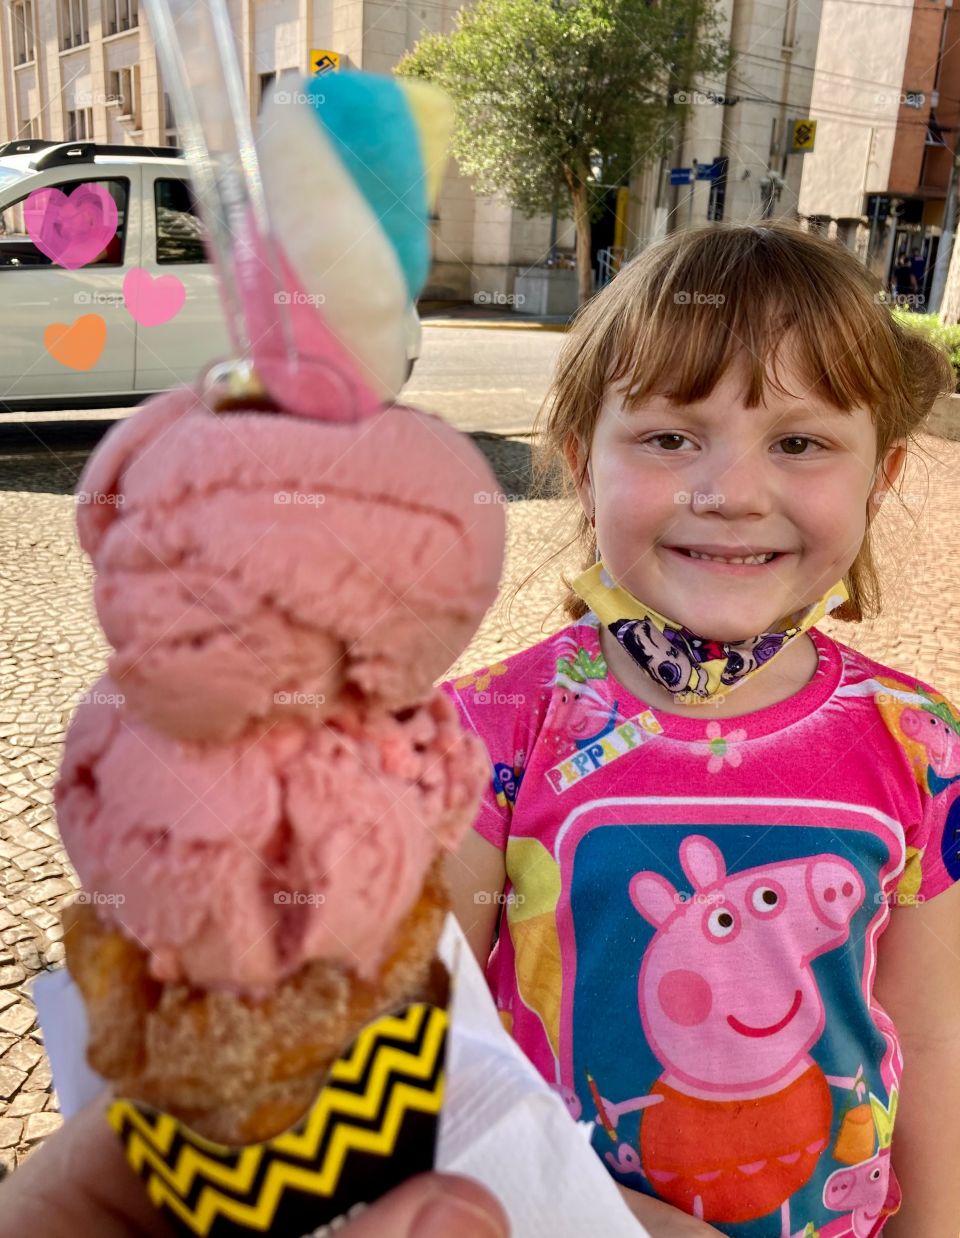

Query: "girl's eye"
left=777, top=436, right=823, bottom=455
left=642, top=434, right=689, bottom=450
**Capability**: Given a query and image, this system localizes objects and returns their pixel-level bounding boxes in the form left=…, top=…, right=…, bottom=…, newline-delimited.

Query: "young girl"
left=441, top=222, right=960, bottom=1238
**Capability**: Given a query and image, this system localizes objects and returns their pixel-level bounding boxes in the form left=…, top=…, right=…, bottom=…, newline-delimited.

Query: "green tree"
left=398, top=0, right=729, bottom=306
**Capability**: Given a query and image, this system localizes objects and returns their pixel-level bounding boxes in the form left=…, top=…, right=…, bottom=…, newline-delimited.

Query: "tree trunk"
left=569, top=179, right=593, bottom=306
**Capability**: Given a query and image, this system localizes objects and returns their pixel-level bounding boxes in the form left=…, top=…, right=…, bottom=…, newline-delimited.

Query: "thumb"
left=341, top=1172, right=509, bottom=1238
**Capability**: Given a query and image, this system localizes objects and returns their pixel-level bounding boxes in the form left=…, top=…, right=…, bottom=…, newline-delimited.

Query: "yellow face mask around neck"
left=571, top=560, right=849, bottom=705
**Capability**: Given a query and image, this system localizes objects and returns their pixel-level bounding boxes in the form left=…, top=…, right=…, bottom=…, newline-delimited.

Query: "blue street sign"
left=670, top=167, right=692, bottom=185
left=695, top=161, right=722, bottom=181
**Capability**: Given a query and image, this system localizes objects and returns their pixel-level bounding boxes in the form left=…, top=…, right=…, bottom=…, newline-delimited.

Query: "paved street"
left=409, top=322, right=566, bottom=434
left=1, top=325, right=960, bottom=1175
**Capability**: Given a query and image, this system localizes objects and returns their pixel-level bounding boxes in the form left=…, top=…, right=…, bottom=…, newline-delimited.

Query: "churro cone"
left=63, top=857, right=450, bottom=1145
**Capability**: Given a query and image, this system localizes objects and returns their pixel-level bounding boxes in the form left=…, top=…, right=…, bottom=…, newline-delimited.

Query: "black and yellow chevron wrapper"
left=106, top=1001, right=449, bottom=1237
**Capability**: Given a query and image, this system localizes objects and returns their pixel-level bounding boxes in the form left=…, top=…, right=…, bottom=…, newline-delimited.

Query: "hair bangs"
left=607, top=225, right=904, bottom=424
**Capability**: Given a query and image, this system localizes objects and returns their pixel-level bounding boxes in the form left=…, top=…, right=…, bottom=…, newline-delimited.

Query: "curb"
left=422, top=318, right=569, bottom=332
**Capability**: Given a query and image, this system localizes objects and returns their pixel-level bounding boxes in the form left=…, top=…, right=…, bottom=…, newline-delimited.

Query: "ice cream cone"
left=64, top=856, right=450, bottom=1145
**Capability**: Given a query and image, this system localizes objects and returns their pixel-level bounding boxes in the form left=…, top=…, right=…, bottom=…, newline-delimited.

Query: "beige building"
left=0, top=0, right=827, bottom=301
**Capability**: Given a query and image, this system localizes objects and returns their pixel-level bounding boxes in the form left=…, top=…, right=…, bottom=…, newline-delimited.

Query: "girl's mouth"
left=666, top=547, right=785, bottom=571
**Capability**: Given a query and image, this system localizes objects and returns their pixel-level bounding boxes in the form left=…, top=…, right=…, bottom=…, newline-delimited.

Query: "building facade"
left=8, top=0, right=938, bottom=300
left=796, top=0, right=960, bottom=297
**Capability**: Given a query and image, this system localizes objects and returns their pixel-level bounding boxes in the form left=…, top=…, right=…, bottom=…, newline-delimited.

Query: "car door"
left=0, top=166, right=138, bottom=402
left=134, top=168, right=231, bottom=392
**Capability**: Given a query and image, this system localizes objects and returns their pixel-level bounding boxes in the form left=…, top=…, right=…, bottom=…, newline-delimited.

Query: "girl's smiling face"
left=569, top=355, right=907, bottom=643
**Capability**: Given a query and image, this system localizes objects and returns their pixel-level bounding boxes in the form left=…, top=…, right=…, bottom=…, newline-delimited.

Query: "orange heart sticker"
left=44, top=314, right=107, bottom=370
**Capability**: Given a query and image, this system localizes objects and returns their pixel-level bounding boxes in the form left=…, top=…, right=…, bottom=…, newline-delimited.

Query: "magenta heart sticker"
left=123, top=268, right=186, bottom=326
left=24, top=183, right=119, bottom=269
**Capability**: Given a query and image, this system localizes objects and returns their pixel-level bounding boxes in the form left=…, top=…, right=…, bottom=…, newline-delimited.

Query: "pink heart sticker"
left=24, top=183, right=119, bottom=269
left=123, top=268, right=186, bottom=326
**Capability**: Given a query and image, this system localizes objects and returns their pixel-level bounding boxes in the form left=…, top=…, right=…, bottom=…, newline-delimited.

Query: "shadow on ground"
left=0, top=424, right=567, bottom=500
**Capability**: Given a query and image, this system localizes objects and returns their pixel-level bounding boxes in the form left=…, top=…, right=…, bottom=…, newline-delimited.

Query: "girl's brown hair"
left=531, top=220, right=953, bottom=624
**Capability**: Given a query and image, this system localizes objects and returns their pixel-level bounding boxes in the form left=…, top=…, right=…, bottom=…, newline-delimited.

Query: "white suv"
left=0, top=140, right=421, bottom=411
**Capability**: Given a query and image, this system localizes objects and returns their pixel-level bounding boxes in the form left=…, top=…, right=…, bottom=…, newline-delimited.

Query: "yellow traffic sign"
left=310, top=49, right=340, bottom=75
left=790, top=118, right=816, bottom=154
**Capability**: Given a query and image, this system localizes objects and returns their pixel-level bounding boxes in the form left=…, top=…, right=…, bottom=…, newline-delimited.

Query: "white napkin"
left=33, top=915, right=645, bottom=1236
left=435, top=916, right=645, bottom=1236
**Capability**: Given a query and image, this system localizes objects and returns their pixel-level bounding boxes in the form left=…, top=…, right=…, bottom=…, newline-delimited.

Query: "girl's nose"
left=690, top=446, right=773, bottom=519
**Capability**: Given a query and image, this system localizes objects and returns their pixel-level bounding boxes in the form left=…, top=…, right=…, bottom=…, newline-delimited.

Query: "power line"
left=734, top=48, right=960, bottom=109
left=708, top=69, right=956, bottom=135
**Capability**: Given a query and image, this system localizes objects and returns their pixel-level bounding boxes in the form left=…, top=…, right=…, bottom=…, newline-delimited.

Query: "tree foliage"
left=398, top=0, right=729, bottom=284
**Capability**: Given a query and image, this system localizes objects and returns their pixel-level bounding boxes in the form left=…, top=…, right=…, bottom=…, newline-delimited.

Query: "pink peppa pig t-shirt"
left=440, top=614, right=960, bottom=1238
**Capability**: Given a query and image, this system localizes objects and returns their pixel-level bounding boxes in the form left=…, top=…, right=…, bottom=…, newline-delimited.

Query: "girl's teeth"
left=686, top=550, right=775, bottom=565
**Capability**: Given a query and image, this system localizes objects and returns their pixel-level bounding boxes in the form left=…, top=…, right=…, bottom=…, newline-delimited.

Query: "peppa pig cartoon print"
left=823, top=1149, right=892, bottom=1238
left=899, top=702, right=960, bottom=877
left=598, top=835, right=869, bottom=1235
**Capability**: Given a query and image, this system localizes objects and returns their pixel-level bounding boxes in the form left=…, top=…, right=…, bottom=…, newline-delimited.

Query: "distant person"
left=892, top=252, right=917, bottom=302
left=909, top=248, right=927, bottom=306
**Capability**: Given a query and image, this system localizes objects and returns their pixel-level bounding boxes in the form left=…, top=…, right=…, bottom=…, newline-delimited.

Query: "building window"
left=163, top=93, right=178, bottom=147
left=60, top=0, right=89, bottom=49
left=66, top=107, right=94, bottom=140
left=155, top=179, right=207, bottom=264
left=12, top=1, right=35, bottom=66
left=107, top=65, right=141, bottom=129
left=105, top=0, right=138, bottom=36
left=258, top=71, right=277, bottom=110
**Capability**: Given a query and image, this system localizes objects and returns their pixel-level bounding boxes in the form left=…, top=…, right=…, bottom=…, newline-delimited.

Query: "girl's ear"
left=563, top=432, right=594, bottom=523
left=868, top=440, right=908, bottom=517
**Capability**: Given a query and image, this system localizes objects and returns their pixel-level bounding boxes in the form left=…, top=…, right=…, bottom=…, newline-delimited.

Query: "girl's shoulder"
left=439, top=619, right=607, bottom=849
left=440, top=616, right=605, bottom=742
left=824, top=626, right=960, bottom=799
left=825, top=628, right=959, bottom=717
left=443, top=615, right=603, bottom=700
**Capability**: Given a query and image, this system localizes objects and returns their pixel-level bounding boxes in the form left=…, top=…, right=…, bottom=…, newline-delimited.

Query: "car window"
left=0, top=177, right=128, bottom=268
left=155, top=178, right=207, bottom=264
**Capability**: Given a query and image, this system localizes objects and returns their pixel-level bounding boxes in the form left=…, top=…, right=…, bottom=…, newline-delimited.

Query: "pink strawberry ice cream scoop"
left=74, top=387, right=505, bottom=742
left=56, top=676, right=488, bottom=991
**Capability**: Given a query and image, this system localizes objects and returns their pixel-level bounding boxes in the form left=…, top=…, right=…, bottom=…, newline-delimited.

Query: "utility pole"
left=929, top=137, right=960, bottom=314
